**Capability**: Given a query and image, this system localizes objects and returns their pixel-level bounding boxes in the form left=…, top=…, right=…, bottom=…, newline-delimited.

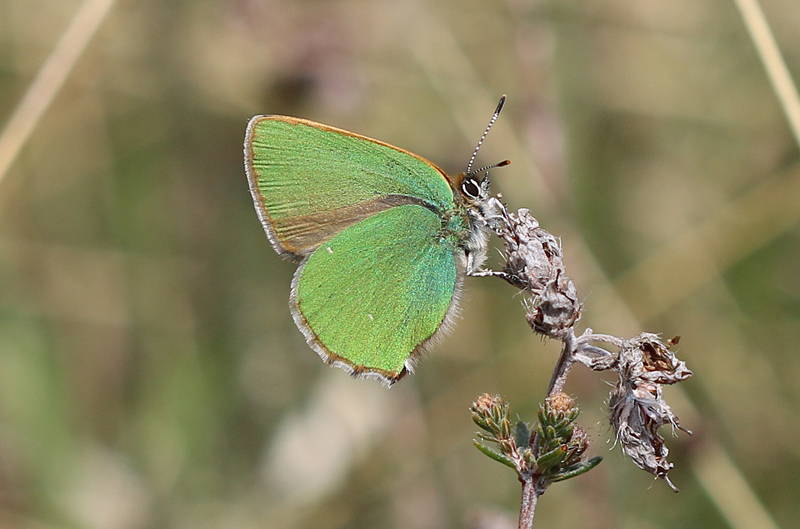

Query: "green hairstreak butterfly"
left=244, top=97, right=508, bottom=385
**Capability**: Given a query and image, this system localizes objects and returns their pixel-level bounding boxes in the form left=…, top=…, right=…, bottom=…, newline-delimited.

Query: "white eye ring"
left=462, top=178, right=481, bottom=198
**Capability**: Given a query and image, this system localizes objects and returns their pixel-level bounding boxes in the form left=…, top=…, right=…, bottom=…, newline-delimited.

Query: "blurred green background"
left=1, top=0, right=799, bottom=528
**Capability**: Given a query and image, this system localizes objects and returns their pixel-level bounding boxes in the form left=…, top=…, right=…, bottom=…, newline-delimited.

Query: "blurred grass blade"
left=734, top=0, right=800, bottom=149
left=0, top=0, right=118, bottom=190
left=693, top=442, right=780, bottom=529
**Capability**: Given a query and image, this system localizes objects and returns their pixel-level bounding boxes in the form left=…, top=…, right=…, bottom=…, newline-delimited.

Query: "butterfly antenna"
left=466, top=95, right=506, bottom=176
left=469, top=159, right=511, bottom=177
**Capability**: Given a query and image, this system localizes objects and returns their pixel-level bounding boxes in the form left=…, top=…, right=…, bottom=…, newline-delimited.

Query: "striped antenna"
left=466, top=95, right=506, bottom=176
left=468, top=159, right=511, bottom=178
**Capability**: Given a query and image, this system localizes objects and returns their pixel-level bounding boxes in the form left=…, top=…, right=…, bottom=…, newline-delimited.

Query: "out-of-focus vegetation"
left=1, top=0, right=799, bottom=528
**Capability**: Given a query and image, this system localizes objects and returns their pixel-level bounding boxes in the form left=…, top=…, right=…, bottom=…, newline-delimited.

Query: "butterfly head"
left=457, top=158, right=509, bottom=216
left=459, top=172, right=490, bottom=201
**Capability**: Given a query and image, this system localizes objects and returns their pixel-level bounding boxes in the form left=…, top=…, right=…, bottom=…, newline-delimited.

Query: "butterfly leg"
left=468, top=268, right=511, bottom=279
left=465, top=250, right=512, bottom=280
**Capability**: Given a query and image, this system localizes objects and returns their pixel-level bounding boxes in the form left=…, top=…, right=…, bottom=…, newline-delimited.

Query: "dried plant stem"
left=547, top=333, right=575, bottom=395
left=733, top=0, right=800, bottom=150
left=0, top=0, right=117, bottom=189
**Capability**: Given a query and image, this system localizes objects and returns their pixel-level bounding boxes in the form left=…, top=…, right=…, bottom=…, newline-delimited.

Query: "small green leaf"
left=514, top=421, right=531, bottom=450
left=473, top=441, right=517, bottom=469
left=521, top=448, right=535, bottom=466
left=476, top=432, right=500, bottom=444
left=544, top=425, right=557, bottom=440
left=551, top=456, right=603, bottom=482
left=500, top=418, right=511, bottom=438
left=472, top=414, right=495, bottom=433
left=535, top=445, right=567, bottom=470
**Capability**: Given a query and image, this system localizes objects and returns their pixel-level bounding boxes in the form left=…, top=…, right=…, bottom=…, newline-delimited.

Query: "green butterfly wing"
left=291, top=205, right=460, bottom=385
left=245, top=115, right=457, bottom=261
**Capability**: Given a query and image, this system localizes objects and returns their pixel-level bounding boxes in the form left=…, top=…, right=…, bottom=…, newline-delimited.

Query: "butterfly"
left=244, top=97, right=508, bottom=385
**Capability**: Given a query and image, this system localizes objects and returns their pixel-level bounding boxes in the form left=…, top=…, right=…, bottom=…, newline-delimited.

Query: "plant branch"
left=547, top=331, right=575, bottom=395
left=471, top=201, right=692, bottom=525
left=518, top=477, right=542, bottom=529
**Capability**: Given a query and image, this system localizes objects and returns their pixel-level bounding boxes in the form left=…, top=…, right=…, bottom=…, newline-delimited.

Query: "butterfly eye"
left=461, top=177, right=481, bottom=199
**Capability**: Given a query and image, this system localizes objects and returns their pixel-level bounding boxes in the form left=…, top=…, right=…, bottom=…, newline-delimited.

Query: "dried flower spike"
left=609, top=334, right=692, bottom=491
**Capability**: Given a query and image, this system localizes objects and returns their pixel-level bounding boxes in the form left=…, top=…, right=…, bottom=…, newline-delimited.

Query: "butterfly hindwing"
left=290, top=205, right=461, bottom=384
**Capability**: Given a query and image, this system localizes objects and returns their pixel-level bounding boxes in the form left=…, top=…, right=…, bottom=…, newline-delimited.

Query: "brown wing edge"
left=287, top=253, right=467, bottom=387
left=244, top=115, right=305, bottom=262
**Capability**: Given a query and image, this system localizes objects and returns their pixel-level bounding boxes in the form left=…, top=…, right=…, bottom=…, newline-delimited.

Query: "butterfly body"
left=245, top=114, right=497, bottom=385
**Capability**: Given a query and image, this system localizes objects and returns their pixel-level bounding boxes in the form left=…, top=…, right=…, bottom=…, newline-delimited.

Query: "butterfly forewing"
left=245, top=116, right=457, bottom=260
